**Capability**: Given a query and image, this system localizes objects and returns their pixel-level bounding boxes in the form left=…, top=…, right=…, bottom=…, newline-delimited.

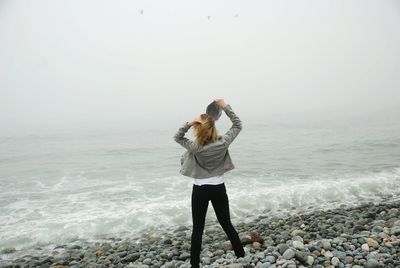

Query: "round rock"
left=283, top=248, right=295, bottom=260
left=366, top=258, right=380, bottom=268
left=331, top=256, right=340, bottom=266
left=292, top=240, right=304, bottom=250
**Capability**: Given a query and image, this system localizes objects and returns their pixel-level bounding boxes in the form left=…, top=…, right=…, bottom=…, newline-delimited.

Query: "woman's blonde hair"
left=192, top=114, right=219, bottom=145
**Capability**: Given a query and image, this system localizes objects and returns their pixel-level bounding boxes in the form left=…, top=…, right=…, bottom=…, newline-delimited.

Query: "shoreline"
left=1, top=198, right=399, bottom=268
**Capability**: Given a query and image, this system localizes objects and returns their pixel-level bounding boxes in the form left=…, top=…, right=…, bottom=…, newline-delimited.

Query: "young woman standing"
left=174, top=99, right=245, bottom=267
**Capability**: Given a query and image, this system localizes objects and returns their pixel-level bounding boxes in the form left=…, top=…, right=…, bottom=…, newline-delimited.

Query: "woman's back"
left=193, top=136, right=228, bottom=172
left=174, top=103, right=242, bottom=179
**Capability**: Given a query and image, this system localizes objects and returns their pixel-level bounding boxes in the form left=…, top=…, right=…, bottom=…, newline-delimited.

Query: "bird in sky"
left=234, top=14, right=239, bottom=18
left=140, top=9, right=143, bottom=15
left=207, top=15, right=211, bottom=20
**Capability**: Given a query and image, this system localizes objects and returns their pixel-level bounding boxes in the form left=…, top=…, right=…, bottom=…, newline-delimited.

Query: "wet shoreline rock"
left=1, top=200, right=399, bottom=268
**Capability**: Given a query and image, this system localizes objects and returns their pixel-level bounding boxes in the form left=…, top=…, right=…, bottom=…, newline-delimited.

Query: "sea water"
left=0, top=118, right=399, bottom=258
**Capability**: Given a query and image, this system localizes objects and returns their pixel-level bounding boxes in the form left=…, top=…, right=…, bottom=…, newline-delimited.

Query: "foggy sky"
left=1, top=0, right=399, bottom=136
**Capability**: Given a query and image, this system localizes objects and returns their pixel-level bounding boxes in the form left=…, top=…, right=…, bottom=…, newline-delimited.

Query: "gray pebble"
left=292, top=240, right=304, bottom=250
left=282, top=248, right=295, bottom=260
left=331, top=256, right=340, bottom=266
left=366, top=258, right=380, bottom=268
left=265, top=255, right=276, bottom=263
left=277, top=243, right=289, bottom=254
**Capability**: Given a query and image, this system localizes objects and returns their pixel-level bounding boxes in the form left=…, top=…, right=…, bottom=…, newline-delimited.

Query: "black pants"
left=190, top=183, right=245, bottom=267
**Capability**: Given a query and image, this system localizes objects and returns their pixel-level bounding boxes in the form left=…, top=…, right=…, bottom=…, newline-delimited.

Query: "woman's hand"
left=214, top=98, right=227, bottom=108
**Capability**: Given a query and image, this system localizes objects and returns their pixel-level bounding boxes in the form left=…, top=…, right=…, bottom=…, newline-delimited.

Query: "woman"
left=173, top=98, right=245, bottom=267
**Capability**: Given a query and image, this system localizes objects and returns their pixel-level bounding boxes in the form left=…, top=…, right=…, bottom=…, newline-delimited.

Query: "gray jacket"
left=173, top=104, right=242, bottom=179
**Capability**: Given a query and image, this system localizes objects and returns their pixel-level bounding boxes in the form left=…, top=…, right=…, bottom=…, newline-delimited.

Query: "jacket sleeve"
left=222, top=104, right=242, bottom=146
left=173, top=122, right=200, bottom=153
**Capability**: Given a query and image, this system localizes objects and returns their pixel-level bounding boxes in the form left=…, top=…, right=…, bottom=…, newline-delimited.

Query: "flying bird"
left=234, top=14, right=239, bottom=18
left=140, top=9, right=143, bottom=15
left=207, top=16, right=211, bottom=20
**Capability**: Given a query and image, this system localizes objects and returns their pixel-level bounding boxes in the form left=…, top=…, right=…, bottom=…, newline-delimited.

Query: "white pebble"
left=361, top=243, right=370, bottom=252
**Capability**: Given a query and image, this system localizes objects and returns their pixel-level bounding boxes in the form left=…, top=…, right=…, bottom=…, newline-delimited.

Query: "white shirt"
left=193, top=174, right=224, bottom=186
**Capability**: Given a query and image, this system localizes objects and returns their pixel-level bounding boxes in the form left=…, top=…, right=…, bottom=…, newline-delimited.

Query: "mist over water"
left=1, top=0, right=400, bottom=137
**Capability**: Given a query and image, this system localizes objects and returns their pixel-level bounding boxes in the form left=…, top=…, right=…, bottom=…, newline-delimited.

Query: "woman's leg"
left=191, top=185, right=209, bottom=267
left=211, top=184, right=245, bottom=258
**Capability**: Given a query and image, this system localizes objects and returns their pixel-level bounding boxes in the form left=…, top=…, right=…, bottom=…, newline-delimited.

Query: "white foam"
left=227, top=167, right=400, bottom=220
left=0, top=168, right=399, bottom=256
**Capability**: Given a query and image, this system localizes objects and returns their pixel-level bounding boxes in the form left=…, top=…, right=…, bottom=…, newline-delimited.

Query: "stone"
left=306, top=255, right=315, bottom=266
left=276, top=259, right=286, bottom=265
left=324, top=250, right=333, bottom=258
left=291, top=229, right=305, bottom=237
left=122, top=253, right=140, bottom=263
left=312, top=250, right=321, bottom=257
left=255, top=251, right=265, bottom=259
left=364, top=237, right=380, bottom=249
left=162, top=238, right=173, bottom=245
left=345, top=255, right=354, bottom=264
left=214, top=249, right=224, bottom=256
left=366, top=258, right=380, bottom=268
left=292, top=240, right=304, bottom=250
left=277, top=243, right=289, bottom=254
left=294, top=251, right=309, bottom=264
left=223, top=241, right=232, bottom=251
left=331, top=256, right=340, bottom=266
left=174, top=225, right=189, bottom=232
left=390, top=226, right=400, bottom=235
left=143, top=258, right=152, bottom=265
left=265, top=255, right=276, bottom=263
left=292, top=235, right=303, bottom=243
left=83, top=251, right=96, bottom=262
left=240, top=236, right=252, bottom=245
left=227, top=264, right=243, bottom=268
left=378, top=232, right=388, bottom=239
left=250, top=231, right=264, bottom=243
left=95, top=250, right=104, bottom=257
left=332, top=250, right=346, bottom=262
left=282, top=248, right=295, bottom=260
left=388, top=208, right=398, bottom=214
left=164, top=262, right=175, bottom=268
left=179, top=252, right=190, bottom=260
left=285, top=260, right=297, bottom=268
left=100, top=242, right=112, bottom=252
left=253, top=242, right=262, bottom=249
left=361, top=243, right=370, bottom=252
left=322, top=239, right=332, bottom=250
left=202, top=256, right=211, bottom=264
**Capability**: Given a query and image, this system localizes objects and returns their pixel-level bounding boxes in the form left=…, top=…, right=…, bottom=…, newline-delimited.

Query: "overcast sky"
left=1, top=0, right=399, bottom=136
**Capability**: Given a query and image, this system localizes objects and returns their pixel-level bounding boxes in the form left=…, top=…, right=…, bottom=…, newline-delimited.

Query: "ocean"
left=0, top=118, right=399, bottom=259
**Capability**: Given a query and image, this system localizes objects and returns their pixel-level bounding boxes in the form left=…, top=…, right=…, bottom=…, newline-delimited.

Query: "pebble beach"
left=1, top=197, right=399, bottom=268
left=2, top=1, right=400, bottom=267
